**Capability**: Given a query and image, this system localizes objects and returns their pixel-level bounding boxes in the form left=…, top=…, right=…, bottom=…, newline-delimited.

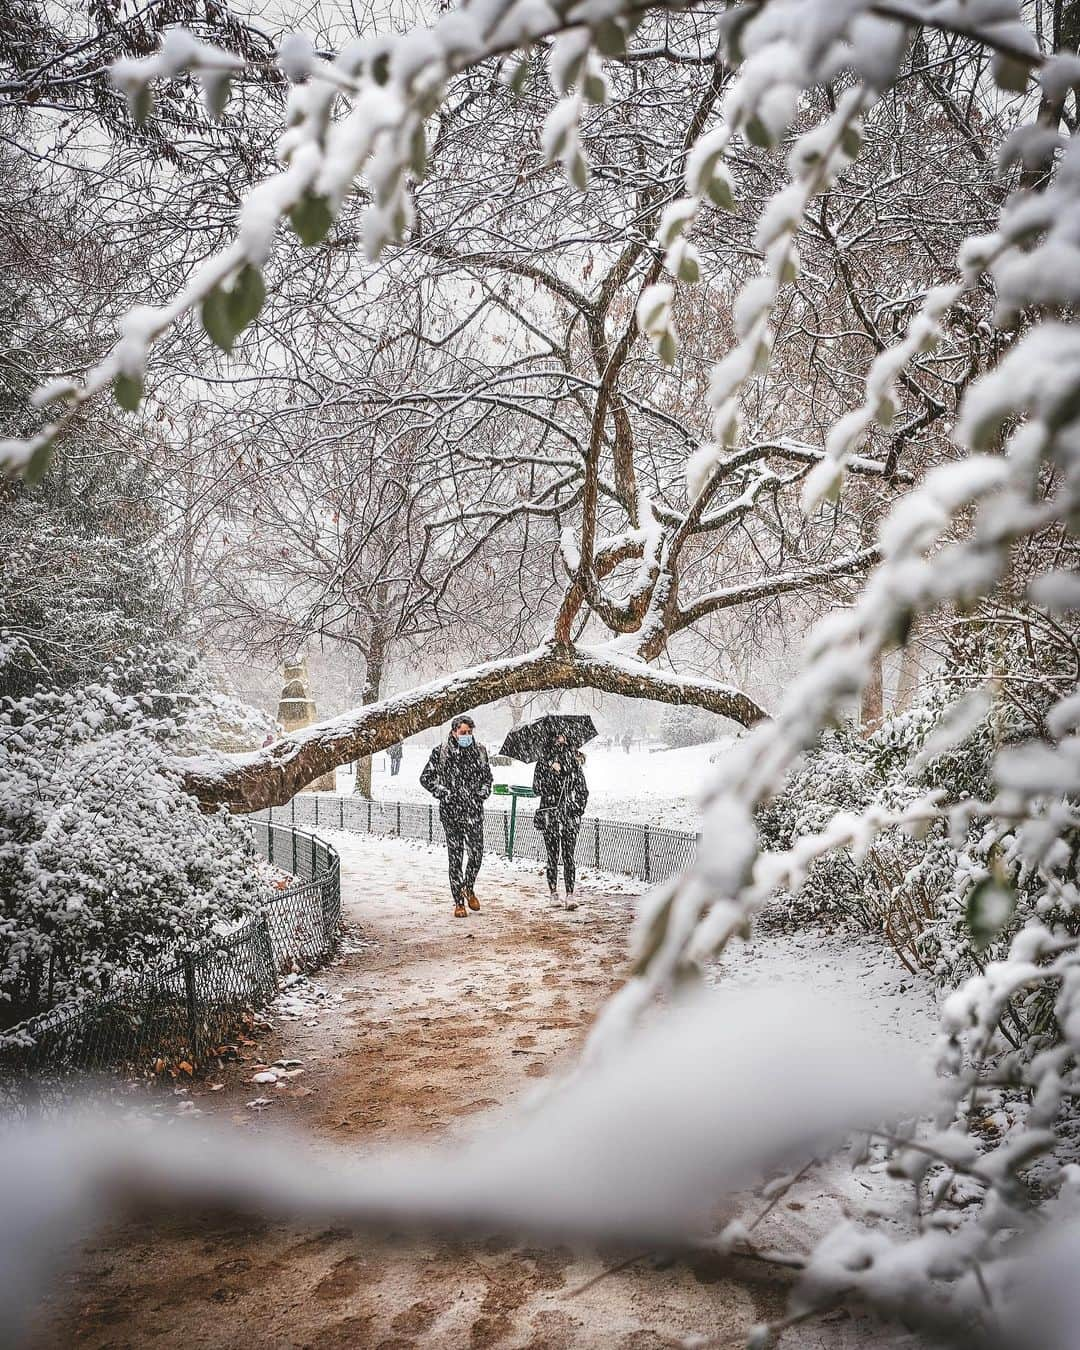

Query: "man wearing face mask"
left=420, top=715, right=493, bottom=918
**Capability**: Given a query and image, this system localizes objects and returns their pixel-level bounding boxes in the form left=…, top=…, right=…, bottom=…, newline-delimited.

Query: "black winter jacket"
left=420, top=737, right=493, bottom=821
left=533, top=752, right=589, bottom=821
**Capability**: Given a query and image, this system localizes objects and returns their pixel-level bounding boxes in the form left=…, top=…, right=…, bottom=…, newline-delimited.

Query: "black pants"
left=539, top=812, right=581, bottom=892
left=444, top=812, right=484, bottom=903
left=390, top=758, right=400, bottom=776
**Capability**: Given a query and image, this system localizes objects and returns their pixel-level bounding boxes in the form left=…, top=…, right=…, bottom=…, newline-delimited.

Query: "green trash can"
left=492, top=782, right=536, bottom=858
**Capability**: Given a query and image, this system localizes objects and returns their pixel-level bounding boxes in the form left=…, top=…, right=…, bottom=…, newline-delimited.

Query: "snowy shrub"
left=0, top=473, right=178, bottom=699
left=658, top=702, right=726, bottom=749
left=756, top=710, right=971, bottom=970
left=760, top=607, right=1072, bottom=988
left=755, top=724, right=878, bottom=925
left=0, top=469, right=270, bottom=1030
left=0, top=669, right=262, bottom=1030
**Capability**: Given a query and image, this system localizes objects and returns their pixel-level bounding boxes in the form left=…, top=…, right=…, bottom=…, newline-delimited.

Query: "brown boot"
left=465, top=887, right=480, bottom=912
left=454, top=900, right=467, bottom=918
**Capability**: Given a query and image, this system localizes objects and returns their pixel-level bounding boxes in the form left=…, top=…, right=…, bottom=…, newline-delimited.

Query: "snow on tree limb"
left=178, top=642, right=766, bottom=812
left=0, top=0, right=1050, bottom=483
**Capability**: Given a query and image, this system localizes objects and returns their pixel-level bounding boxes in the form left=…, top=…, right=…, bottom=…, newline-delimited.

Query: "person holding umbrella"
left=420, top=715, right=493, bottom=918
left=534, top=733, right=589, bottom=906
left=499, top=713, right=596, bottom=909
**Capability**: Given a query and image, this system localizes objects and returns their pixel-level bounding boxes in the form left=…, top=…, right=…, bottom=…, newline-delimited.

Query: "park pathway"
left=35, top=832, right=920, bottom=1350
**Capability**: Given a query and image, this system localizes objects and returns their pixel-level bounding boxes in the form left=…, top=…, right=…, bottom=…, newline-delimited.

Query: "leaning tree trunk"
left=177, top=642, right=767, bottom=813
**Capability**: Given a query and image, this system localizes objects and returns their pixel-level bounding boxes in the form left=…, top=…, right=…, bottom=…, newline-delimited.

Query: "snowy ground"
left=38, top=831, right=938, bottom=1349
left=339, top=739, right=735, bottom=831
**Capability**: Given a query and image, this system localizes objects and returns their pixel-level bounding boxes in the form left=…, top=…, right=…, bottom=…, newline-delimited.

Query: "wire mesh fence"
left=0, top=821, right=340, bottom=1107
left=254, top=819, right=342, bottom=971
left=271, top=792, right=698, bottom=886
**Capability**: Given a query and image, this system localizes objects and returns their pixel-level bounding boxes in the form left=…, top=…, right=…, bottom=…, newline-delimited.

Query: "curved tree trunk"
left=178, top=643, right=767, bottom=814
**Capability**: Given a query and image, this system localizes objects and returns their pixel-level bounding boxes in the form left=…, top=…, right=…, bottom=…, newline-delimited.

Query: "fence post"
left=292, top=827, right=298, bottom=876
left=396, top=802, right=401, bottom=836
left=340, top=796, right=344, bottom=829
left=594, top=819, right=600, bottom=869
left=643, top=824, right=651, bottom=883
left=314, top=795, right=319, bottom=827
left=368, top=799, right=372, bottom=833
left=181, top=952, right=199, bottom=1061
left=257, top=915, right=277, bottom=1002
left=507, top=796, right=518, bottom=859
left=291, top=795, right=296, bottom=824
left=428, top=804, right=433, bottom=843
left=268, top=826, right=274, bottom=867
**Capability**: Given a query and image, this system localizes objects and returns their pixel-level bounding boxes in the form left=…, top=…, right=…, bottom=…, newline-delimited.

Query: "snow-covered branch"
left=178, top=642, right=766, bottom=811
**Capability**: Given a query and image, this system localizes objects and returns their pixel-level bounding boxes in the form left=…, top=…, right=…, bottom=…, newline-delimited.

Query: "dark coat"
left=533, top=751, right=589, bottom=823
left=420, top=736, right=493, bottom=822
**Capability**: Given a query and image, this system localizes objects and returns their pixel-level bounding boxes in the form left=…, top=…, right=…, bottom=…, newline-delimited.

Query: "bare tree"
left=0, top=0, right=1060, bottom=816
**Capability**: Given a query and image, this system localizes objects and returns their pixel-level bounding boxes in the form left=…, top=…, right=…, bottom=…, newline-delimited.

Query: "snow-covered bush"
left=756, top=708, right=976, bottom=971
left=658, top=702, right=726, bottom=750
left=0, top=665, right=262, bottom=1030
left=755, top=723, right=879, bottom=924
left=760, top=610, right=1070, bottom=987
left=0, top=465, right=270, bottom=1030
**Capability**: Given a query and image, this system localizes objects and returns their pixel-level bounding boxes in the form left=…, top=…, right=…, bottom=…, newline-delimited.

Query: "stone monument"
left=277, top=653, right=336, bottom=793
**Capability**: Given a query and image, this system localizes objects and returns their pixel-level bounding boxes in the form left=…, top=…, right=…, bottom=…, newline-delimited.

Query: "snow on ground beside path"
left=708, top=926, right=942, bottom=1271
left=338, top=738, right=736, bottom=830
left=716, top=927, right=940, bottom=1056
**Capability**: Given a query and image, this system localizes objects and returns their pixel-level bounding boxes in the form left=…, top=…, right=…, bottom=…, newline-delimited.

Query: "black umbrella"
left=499, top=714, right=597, bottom=763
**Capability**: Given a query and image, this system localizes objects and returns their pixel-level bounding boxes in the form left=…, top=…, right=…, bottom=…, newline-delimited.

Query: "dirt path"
left=34, top=833, right=917, bottom=1350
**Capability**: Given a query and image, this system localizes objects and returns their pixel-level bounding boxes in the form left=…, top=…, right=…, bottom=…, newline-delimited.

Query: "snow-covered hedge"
left=0, top=453, right=275, bottom=1032
left=755, top=707, right=981, bottom=975
left=0, top=667, right=263, bottom=1031
left=758, top=616, right=1069, bottom=990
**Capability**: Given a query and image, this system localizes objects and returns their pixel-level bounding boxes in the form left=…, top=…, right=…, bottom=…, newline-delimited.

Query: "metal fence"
left=267, top=792, right=698, bottom=887
left=254, top=819, right=342, bottom=970
left=0, top=821, right=340, bottom=1099
left=0, top=790, right=691, bottom=1106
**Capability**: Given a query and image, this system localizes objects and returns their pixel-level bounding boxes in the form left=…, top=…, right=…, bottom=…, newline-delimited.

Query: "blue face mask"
left=455, top=733, right=474, bottom=747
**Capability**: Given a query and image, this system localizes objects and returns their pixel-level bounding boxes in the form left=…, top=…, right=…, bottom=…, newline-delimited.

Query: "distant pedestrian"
left=388, top=741, right=403, bottom=776
left=622, top=730, right=632, bottom=754
left=534, top=734, right=589, bottom=908
left=420, top=715, right=493, bottom=918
